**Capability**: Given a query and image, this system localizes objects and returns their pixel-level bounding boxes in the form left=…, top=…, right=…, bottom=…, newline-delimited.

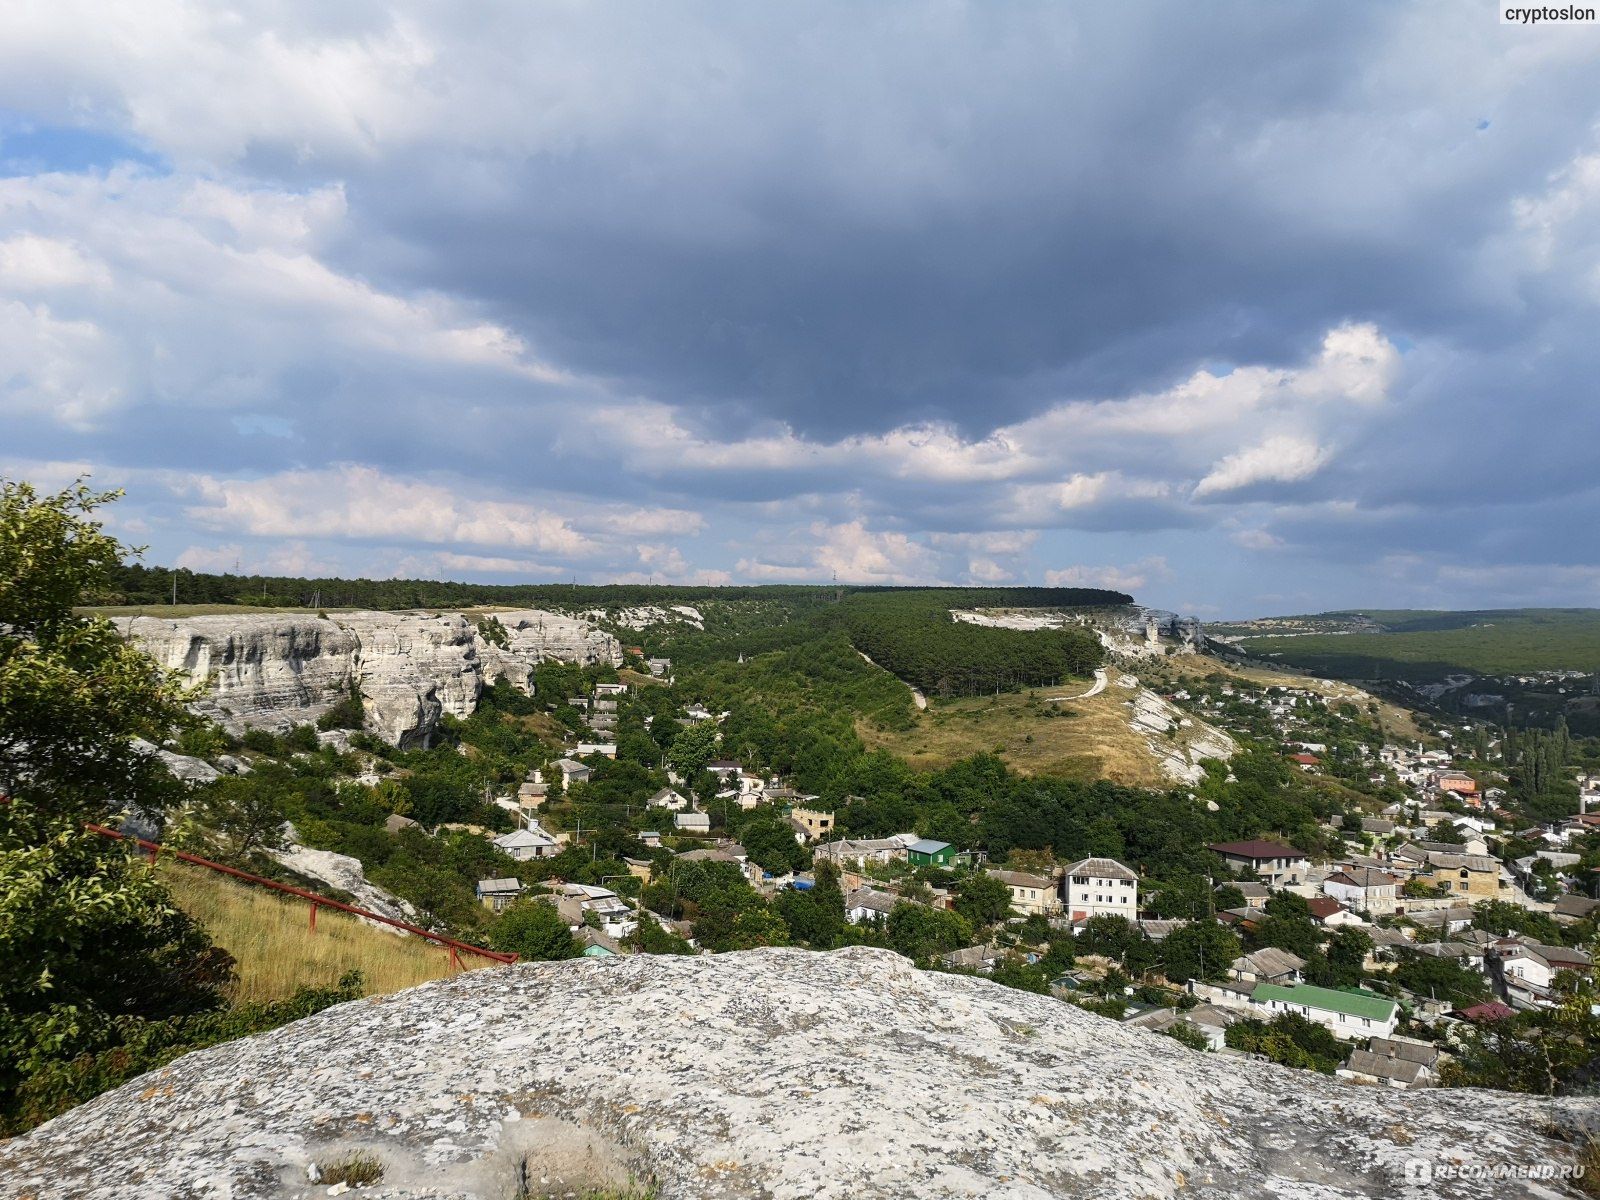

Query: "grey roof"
left=1361, top=818, right=1396, bottom=834
left=908, top=839, right=953, bottom=854
left=1341, top=1050, right=1431, bottom=1086
left=1137, top=919, right=1191, bottom=942
left=477, top=877, right=522, bottom=894
left=1553, top=894, right=1600, bottom=918
left=1232, top=947, right=1306, bottom=977
left=1061, top=857, right=1138, bottom=882
left=844, top=887, right=899, bottom=915
left=1366, top=926, right=1413, bottom=947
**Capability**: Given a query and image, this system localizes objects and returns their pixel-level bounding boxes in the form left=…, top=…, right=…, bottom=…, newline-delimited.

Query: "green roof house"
left=1250, top=981, right=1398, bottom=1039
left=907, top=839, right=957, bottom=868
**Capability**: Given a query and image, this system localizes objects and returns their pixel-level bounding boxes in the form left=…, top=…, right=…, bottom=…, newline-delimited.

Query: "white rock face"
left=335, top=612, right=481, bottom=748
left=119, top=609, right=618, bottom=749
left=267, top=843, right=418, bottom=930
left=478, top=609, right=623, bottom=691
left=2, top=947, right=1593, bottom=1200
left=117, top=614, right=358, bottom=734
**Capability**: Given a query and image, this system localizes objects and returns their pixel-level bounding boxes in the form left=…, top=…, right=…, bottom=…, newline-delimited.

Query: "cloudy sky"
left=3, top=2, right=1599, bottom=616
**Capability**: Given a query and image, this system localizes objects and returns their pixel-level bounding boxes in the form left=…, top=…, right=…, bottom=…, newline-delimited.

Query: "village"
left=452, top=660, right=1600, bottom=1093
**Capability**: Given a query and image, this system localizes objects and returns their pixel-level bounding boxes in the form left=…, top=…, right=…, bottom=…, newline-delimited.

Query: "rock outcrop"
left=117, top=609, right=620, bottom=749
left=477, top=609, right=624, bottom=692
left=3, top=947, right=1594, bottom=1199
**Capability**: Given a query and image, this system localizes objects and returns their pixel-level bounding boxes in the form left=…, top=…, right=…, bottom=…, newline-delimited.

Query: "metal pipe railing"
left=83, top=824, right=518, bottom=967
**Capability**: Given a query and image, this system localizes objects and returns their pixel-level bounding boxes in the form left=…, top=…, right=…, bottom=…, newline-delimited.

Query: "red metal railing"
left=84, top=824, right=518, bottom=968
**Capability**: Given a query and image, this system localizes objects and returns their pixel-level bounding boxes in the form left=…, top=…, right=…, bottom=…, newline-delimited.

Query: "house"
left=1433, top=771, right=1478, bottom=796
left=1323, top=868, right=1400, bottom=910
left=1291, top=753, right=1321, bottom=771
left=1407, top=906, right=1476, bottom=935
left=1337, top=1037, right=1440, bottom=1089
left=1060, top=857, right=1139, bottom=923
left=623, top=857, right=654, bottom=882
left=987, top=869, right=1062, bottom=917
left=1360, top=818, right=1396, bottom=836
left=593, top=682, right=627, bottom=697
left=1230, top=947, right=1306, bottom=985
left=674, top=811, right=711, bottom=834
left=706, top=760, right=744, bottom=778
left=638, top=830, right=662, bottom=849
left=1496, top=941, right=1593, bottom=993
left=1553, top=894, right=1600, bottom=924
left=790, top=806, right=836, bottom=842
left=646, top=657, right=672, bottom=678
left=907, top=839, right=958, bottom=868
left=1251, top=981, right=1399, bottom=1039
left=476, top=877, right=524, bottom=913
left=1307, top=896, right=1363, bottom=927
left=492, top=828, right=560, bottom=861
left=575, top=742, right=617, bottom=759
left=844, top=887, right=900, bottom=924
left=814, top=835, right=916, bottom=867
left=1123, top=1003, right=1243, bottom=1051
left=1418, top=852, right=1504, bottom=900
left=648, top=787, right=690, bottom=811
left=1207, top=840, right=1310, bottom=886
left=554, top=758, right=592, bottom=786
left=941, top=944, right=1001, bottom=972
left=384, top=813, right=419, bottom=835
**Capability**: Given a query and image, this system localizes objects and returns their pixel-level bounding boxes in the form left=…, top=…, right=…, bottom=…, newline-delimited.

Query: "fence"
left=84, top=824, right=518, bottom=969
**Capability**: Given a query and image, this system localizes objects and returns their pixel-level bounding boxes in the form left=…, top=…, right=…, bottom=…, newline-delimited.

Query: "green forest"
left=1232, top=608, right=1600, bottom=680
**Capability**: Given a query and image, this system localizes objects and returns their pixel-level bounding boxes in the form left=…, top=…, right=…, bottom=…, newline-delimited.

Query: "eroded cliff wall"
left=117, top=608, right=621, bottom=748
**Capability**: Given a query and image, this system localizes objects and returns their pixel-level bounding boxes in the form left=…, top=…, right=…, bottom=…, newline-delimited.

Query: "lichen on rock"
left=2, top=947, right=1593, bottom=1199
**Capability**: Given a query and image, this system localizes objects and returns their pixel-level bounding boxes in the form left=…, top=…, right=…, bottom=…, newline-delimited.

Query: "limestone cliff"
left=2, top=948, right=1593, bottom=1199
left=117, top=609, right=620, bottom=749
left=477, top=608, right=625, bottom=692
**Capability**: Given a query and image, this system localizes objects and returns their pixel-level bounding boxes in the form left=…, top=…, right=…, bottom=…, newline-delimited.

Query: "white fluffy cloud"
left=1193, top=437, right=1333, bottom=499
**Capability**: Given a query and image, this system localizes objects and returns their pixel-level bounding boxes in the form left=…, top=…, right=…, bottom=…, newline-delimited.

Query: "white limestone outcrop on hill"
left=3, top=946, right=1593, bottom=1199
left=118, top=609, right=620, bottom=749
left=478, top=609, right=624, bottom=692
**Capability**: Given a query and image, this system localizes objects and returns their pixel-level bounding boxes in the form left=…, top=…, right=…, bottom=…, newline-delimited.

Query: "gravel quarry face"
left=4, top=946, right=1595, bottom=1200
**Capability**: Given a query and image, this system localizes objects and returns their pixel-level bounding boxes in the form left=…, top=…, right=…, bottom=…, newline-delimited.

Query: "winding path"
left=1047, top=668, right=1107, bottom=703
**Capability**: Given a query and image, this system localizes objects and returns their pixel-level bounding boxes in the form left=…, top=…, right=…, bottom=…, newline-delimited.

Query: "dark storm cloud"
left=312, top=2, right=1598, bottom=440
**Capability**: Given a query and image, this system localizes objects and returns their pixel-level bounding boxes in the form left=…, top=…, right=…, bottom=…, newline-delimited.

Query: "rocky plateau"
left=2, top=947, right=1594, bottom=1200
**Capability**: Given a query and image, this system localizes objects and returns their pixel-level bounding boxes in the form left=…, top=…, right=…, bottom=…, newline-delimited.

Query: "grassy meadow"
left=159, top=860, right=499, bottom=1005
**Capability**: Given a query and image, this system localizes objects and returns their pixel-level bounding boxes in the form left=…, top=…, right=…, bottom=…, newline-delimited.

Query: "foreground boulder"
left=2, top=947, right=1594, bottom=1199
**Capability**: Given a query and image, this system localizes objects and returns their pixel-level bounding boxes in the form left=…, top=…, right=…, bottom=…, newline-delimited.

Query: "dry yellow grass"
left=858, top=683, right=1168, bottom=786
left=159, top=860, right=497, bottom=1005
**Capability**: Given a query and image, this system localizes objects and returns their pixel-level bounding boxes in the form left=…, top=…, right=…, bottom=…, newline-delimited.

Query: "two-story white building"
left=1250, top=981, right=1398, bottom=1039
left=1060, top=857, right=1138, bottom=924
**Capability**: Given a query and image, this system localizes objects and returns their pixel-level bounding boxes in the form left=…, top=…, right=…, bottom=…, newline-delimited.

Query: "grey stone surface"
left=2, top=947, right=1594, bottom=1199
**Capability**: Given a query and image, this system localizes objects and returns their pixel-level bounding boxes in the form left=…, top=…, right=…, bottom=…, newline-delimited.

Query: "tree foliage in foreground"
left=0, top=480, right=240, bottom=1134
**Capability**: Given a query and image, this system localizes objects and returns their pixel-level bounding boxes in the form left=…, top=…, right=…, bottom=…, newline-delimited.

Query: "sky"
left=3, top=2, right=1600, bottom=618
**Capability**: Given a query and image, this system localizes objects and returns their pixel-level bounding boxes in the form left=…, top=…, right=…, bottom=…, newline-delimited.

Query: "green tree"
left=0, top=480, right=235, bottom=1133
left=1160, top=922, right=1240, bottom=984
left=1391, top=952, right=1488, bottom=1008
left=886, top=903, right=973, bottom=963
left=667, top=722, right=720, bottom=780
left=486, top=898, right=583, bottom=961
left=954, top=872, right=1015, bottom=927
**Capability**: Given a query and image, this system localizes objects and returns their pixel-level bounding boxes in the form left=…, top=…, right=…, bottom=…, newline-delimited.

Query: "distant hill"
left=1210, top=608, right=1600, bottom=681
